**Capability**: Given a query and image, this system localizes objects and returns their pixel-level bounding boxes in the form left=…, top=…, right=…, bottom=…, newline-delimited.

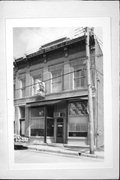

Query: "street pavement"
left=15, top=142, right=104, bottom=159
left=14, top=149, right=103, bottom=163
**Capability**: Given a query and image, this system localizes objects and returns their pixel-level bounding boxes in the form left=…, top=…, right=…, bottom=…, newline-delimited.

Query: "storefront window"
left=31, top=129, right=44, bottom=136
left=31, top=118, right=44, bottom=136
left=30, top=107, right=44, bottom=136
left=68, top=101, right=88, bottom=137
left=31, top=107, right=44, bottom=117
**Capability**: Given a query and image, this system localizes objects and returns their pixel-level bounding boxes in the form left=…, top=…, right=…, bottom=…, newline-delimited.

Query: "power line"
left=92, top=32, right=103, bottom=46
left=14, top=28, right=87, bottom=59
left=96, top=36, right=103, bottom=45
left=14, top=28, right=103, bottom=91
left=15, top=68, right=87, bottom=91
left=14, top=64, right=103, bottom=91
left=97, top=40, right=103, bottom=47
left=95, top=68, right=103, bottom=76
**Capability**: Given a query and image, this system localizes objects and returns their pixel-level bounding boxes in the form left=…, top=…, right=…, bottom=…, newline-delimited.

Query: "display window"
left=31, top=107, right=44, bottom=117
left=68, top=101, right=88, bottom=137
left=30, top=107, right=45, bottom=137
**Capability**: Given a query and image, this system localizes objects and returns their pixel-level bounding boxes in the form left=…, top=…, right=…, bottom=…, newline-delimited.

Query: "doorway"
left=19, top=106, right=25, bottom=136
left=56, top=118, right=64, bottom=143
left=20, top=119, right=25, bottom=136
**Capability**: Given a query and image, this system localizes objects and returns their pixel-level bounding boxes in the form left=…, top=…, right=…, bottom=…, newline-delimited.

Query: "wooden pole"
left=86, top=27, right=95, bottom=154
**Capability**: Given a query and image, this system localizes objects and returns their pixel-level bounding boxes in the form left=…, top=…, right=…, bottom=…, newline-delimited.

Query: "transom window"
left=68, top=101, right=88, bottom=116
left=31, top=119, right=44, bottom=136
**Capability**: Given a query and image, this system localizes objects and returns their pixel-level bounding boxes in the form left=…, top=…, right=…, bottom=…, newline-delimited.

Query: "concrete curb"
left=80, top=152, right=97, bottom=158
left=79, top=152, right=104, bottom=159
left=27, top=145, right=79, bottom=156
left=25, top=145, right=104, bottom=159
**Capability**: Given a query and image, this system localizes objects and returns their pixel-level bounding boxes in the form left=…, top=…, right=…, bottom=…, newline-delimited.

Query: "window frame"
left=51, top=69, right=63, bottom=93
left=68, top=101, right=88, bottom=138
left=32, top=74, right=43, bottom=96
left=30, top=107, right=45, bottom=137
left=73, top=66, right=87, bottom=89
left=19, top=77, right=26, bottom=98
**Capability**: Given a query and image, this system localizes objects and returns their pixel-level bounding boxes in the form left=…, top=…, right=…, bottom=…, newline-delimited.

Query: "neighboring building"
left=13, top=32, right=103, bottom=148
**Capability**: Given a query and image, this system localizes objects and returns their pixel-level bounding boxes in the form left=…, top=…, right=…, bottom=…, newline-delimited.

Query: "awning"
left=68, top=96, right=88, bottom=102
left=26, top=96, right=88, bottom=107
left=26, top=100, right=62, bottom=107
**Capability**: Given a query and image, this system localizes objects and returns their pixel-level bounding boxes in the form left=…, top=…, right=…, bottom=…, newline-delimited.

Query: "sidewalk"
left=18, top=142, right=104, bottom=159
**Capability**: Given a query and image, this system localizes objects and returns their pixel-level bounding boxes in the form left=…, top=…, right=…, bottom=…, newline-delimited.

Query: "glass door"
left=56, top=118, right=64, bottom=143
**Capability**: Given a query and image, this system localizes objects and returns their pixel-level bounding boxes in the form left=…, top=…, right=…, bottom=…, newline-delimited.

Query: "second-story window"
left=51, top=70, right=63, bottom=93
left=33, top=75, right=43, bottom=95
left=49, top=63, right=64, bottom=94
left=31, top=68, right=45, bottom=96
left=74, top=67, right=86, bottom=89
left=19, top=78, right=25, bottom=98
left=70, top=59, right=87, bottom=90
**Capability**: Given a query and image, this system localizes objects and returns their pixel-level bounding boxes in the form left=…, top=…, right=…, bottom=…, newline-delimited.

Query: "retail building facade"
left=14, top=34, right=103, bottom=147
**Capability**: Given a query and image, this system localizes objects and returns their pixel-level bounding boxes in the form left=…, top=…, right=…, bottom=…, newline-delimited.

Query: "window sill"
left=68, top=137, right=87, bottom=140
left=46, top=88, right=88, bottom=96
left=47, top=136, right=54, bottom=138
left=14, top=88, right=88, bottom=100
left=68, top=115, right=88, bottom=117
left=30, top=136, right=44, bottom=138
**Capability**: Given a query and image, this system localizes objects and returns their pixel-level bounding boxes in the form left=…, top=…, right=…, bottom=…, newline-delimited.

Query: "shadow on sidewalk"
left=14, top=144, right=28, bottom=150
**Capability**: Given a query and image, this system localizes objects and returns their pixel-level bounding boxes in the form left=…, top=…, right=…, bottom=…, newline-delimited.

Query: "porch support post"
left=44, top=106, right=47, bottom=143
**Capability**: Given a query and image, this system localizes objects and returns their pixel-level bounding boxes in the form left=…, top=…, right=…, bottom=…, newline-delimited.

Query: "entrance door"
left=20, top=119, right=25, bottom=136
left=56, top=118, right=64, bottom=143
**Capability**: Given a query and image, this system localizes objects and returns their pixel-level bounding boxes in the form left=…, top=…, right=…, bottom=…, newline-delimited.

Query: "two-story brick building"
left=13, top=32, right=103, bottom=148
